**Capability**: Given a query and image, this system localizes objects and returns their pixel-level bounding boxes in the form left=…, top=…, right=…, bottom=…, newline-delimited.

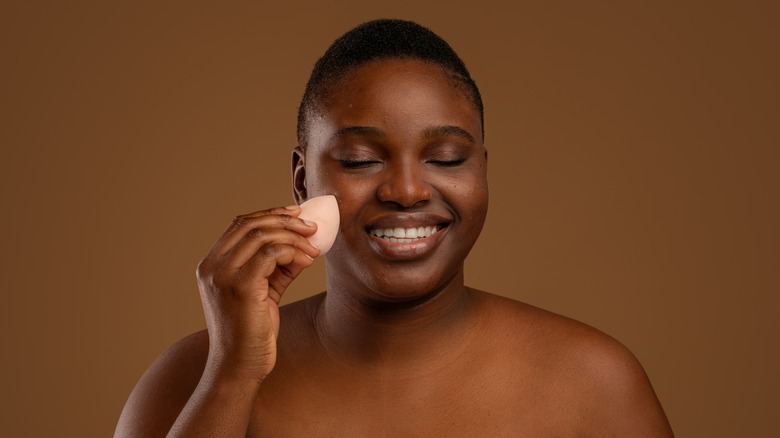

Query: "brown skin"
left=115, top=60, right=674, bottom=437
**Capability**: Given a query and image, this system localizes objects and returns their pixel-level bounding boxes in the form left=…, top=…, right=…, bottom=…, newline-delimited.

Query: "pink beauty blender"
left=298, top=195, right=340, bottom=255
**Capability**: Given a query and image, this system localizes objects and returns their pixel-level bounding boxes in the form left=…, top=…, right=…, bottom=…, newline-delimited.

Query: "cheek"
left=303, top=163, right=338, bottom=197
left=305, top=171, right=376, bottom=218
left=447, top=170, right=489, bottom=211
left=334, top=179, right=377, bottom=219
left=464, top=186, right=489, bottom=222
left=451, top=183, right=489, bottom=237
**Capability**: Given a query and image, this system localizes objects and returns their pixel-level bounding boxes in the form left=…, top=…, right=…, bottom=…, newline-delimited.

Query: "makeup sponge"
left=298, top=195, right=340, bottom=255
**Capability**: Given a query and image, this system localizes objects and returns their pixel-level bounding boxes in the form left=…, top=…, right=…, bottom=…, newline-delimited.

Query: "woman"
left=116, top=19, right=674, bottom=437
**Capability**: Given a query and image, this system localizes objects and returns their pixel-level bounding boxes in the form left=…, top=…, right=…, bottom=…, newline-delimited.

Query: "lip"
left=364, top=213, right=451, bottom=260
left=365, top=212, right=450, bottom=230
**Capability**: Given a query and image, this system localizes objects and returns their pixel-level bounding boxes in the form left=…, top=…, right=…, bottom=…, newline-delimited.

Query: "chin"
left=361, top=266, right=462, bottom=307
left=324, top=234, right=469, bottom=305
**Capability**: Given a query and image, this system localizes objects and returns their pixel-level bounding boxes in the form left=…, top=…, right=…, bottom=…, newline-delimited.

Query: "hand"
left=194, top=206, right=320, bottom=383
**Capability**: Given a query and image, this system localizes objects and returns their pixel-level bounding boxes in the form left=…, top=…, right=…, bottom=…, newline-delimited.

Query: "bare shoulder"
left=115, top=330, right=209, bottom=437
left=475, top=290, right=634, bottom=361
left=471, top=289, right=674, bottom=436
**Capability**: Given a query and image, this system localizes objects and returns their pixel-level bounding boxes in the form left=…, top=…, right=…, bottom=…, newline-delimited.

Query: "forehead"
left=306, top=59, right=482, bottom=146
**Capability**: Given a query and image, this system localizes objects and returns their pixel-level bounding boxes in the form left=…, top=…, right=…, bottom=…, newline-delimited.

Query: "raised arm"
left=115, top=206, right=319, bottom=437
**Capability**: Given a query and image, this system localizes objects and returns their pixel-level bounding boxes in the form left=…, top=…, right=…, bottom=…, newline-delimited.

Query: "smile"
left=368, top=226, right=440, bottom=242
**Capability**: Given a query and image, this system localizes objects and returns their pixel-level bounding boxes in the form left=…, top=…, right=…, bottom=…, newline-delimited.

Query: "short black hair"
left=297, top=19, right=484, bottom=147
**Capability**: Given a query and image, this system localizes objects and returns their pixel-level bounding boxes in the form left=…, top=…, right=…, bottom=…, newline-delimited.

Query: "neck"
left=315, top=271, right=476, bottom=368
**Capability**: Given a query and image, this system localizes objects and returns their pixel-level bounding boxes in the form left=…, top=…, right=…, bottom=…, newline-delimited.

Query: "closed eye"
left=428, top=158, right=466, bottom=167
left=339, top=159, right=380, bottom=169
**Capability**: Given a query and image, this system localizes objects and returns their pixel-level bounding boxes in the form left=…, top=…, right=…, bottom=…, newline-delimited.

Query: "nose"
left=376, top=159, right=432, bottom=208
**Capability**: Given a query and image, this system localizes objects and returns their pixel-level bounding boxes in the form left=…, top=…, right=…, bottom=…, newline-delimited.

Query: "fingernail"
left=303, top=219, right=316, bottom=227
left=284, top=205, right=299, bottom=210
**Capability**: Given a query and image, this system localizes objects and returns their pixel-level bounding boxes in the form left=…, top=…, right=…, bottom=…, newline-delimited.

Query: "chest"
left=249, top=382, right=512, bottom=437
left=247, top=359, right=573, bottom=437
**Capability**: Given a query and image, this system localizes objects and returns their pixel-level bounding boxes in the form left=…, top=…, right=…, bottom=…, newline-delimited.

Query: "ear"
left=291, top=146, right=307, bottom=204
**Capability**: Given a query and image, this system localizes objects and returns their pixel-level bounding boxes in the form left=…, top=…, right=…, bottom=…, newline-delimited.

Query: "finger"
left=232, top=244, right=313, bottom=300
left=222, top=227, right=320, bottom=269
left=209, top=208, right=316, bottom=258
left=266, top=254, right=313, bottom=304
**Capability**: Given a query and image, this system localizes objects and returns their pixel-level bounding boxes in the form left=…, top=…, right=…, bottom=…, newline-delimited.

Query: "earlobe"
left=291, top=146, right=307, bottom=204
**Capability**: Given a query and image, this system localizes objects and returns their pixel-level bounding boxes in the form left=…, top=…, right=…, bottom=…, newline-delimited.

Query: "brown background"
left=1, top=1, right=777, bottom=436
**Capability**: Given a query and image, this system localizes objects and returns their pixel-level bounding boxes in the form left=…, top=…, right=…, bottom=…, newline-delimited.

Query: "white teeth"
left=369, top=226, right=439, bottom=240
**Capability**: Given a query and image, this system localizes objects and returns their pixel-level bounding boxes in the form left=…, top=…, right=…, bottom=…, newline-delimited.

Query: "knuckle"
left=246, top=228, right=266, bottom=240
left=230, top=215, right=249, bottom=229
left=196, top=257, right=227, bottom=291
left=212, top=271, right=231, bottom=289
left=195, top=258, right=211, bottom=279
left=259, top=244, right=281, bottom=259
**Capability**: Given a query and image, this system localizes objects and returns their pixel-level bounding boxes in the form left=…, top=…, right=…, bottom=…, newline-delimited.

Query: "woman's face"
left=295, top=59, right=488, bottom=303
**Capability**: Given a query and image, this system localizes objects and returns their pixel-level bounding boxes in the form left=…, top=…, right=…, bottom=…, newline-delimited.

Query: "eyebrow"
left=334, top=126, right=385, bottom=138
left=333, top=125, right=475, bottom=142
left=422, top=125, right=475, bottom=143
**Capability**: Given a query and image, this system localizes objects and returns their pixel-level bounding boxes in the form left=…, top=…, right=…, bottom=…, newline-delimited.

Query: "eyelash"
left=429, top=158, right=465, bottom=167
left=339, top=159, right=379, bottom=169
left=338, top=158, right=466, bottom=168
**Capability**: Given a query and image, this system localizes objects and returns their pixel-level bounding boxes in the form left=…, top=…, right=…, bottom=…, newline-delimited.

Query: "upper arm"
left=114, top=331, right=209, bottom=438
